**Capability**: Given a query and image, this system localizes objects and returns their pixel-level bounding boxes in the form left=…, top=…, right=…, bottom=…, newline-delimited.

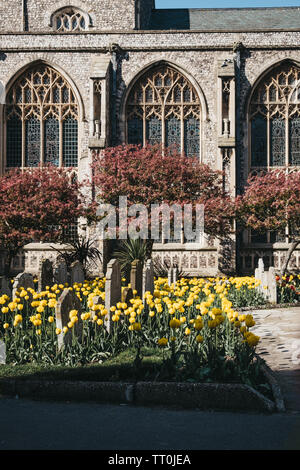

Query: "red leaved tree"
left=236, top=170, right=300, bottom=275
left=0, top=165, right=89, bottom=276
left=91, top=144, right=235, bottom=262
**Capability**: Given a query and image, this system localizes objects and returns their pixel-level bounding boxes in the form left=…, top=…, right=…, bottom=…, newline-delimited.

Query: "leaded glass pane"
left=6, top=117, right=22, bottom=167
left=63, top=117, right=78, bottom=167
left=25, top=117, right=40, bottom=167
left=146, top=116, right=162, bottom=146
left=128, top=117, right=143, bottom=145
left=270, top=118, right=286, bottom=166
left=251, top=114, right=267, bottom=167
left=44, top=117, right=59, bottom=166
left=166, top=116, right=181, bottom=151
left=184, top=117, right=200, bottom=157
left=289, top=117, right=300, bottom=165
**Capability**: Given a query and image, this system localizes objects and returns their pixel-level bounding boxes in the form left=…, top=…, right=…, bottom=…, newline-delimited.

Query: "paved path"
left=252, top=306, right=300, bottom=411
left=0, top=398, right=300, bottom=450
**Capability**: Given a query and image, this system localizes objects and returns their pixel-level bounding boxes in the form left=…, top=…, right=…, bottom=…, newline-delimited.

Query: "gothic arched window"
left=126, top=65, right=201, bottom=157
left=250, top=61, right=300, bottom=169
left=6, top=64, right=79, bottom=168
left=53, top=7, right=88, bottom=32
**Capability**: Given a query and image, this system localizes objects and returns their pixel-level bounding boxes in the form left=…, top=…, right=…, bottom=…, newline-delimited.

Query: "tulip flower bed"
left=0, top=275, right=274, bottom=396
left=276, top=274, right=300, bottom=304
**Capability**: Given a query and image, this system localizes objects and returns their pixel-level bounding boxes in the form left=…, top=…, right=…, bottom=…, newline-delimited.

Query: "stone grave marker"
left=255, top=258, right=277, bottom=304
left=54, top=259, right=69, bottom=285
left=130, top=259, right=143, bottom=298
left=70, top=260, right=85, bottom=285
left=0, top=276, right=11, bottom=298
left=38, top=258, right=54, bottom=292
left=142, top=259, right=154, bottom=299
left=12, top=272, right=34, bottom=299
left=55, top=288, right=83, bottom=348
left=105, top=259, right=122, bottom=333
left=0, top=340, right=6, bottom=364
left=122, top=287, right=134, bottom=304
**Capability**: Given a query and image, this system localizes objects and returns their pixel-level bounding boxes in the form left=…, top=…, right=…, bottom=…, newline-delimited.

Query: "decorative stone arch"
left=120, top=60, right=208, bottom=161
left=3, top=59, right=85, bottom=170
left=46, top=2, right=95, bottom=30
left=4, top=58, right=86, bottom=121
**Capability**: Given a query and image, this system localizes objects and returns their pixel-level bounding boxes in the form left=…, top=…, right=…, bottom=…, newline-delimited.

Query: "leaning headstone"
left=266, top=266, right=277, bottom=304
left=70, top=260, right=85, bottom=285
left=55, top=288, right=83, bottom=348
left=12, top=272, right=34, bottom=299
left=0, top=276, right=11, bottom=298
left=0, top=340, right=6, bottom=364
left=143, top=259, right=154, bottom=299
left=130, top=259, right=143, bottom=298
left=38, top=259, right=54, bottom=292
left=105, top=259, right=122, bottom=333
left=54, top=259, right=68, bottom=285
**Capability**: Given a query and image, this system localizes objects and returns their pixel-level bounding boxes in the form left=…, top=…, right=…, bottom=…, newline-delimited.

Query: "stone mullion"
left=21, top=106, right=26, bottom=168
left=59, top=106, right=63, bottom=167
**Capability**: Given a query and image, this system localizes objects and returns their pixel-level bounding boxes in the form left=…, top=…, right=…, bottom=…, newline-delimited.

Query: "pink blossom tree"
left=236, top=170, right=300, bottom=274
left=0, top=165, right=90, bottom=276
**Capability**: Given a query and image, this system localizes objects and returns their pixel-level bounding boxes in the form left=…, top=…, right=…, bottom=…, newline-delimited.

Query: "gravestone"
left=55, top=288, right=83, bottom=348
left=70, top=260, right=85, bottom=285
left=130, top=259, right=143, bottom=298
left=54, top=259, right=68, bottom=285
left=0, top=276, right=11, bottom=298
left=38, top=258, right=54, bottom=292
left=12, top=272, right=34, bottom=299
left=105, top=259, right=122, bottom=333
left=122, top=287, right=134, bottom=304
left=0, top=340, right=6, bottom=364
left=142, top=259, right=154, bottom=299
left=255, top=258, right=277, bottom=304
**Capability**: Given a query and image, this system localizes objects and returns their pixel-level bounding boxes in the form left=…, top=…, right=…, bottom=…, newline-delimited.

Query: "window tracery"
left=6, top=64, right=79, bottom=168
left=126, top=65, right=201, bottom=157
left=250, top=62, right=300, bottom=169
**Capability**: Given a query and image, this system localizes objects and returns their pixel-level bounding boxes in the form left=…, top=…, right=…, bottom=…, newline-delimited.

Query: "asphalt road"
left=0, top=397, right=299, bottom=451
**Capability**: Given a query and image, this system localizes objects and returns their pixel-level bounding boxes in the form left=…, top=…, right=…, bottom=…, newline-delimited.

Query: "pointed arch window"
left=6, top=64, right=79, bottom=168
left=126, top=65, right=201, bottom=157
left=52, top=7, right=89, bottom=32
left=250, top=62, right=300, bottom=169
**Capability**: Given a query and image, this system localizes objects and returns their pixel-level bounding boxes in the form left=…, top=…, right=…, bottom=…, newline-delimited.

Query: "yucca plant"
left=112, top=238, right=147, bottom=281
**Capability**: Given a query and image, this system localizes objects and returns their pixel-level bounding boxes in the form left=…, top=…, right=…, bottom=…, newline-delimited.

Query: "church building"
left=0, top=1, right=300, bottom=276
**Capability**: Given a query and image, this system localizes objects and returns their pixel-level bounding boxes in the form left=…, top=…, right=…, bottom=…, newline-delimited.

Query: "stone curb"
left=0, top=378, right=276, bottom=412
left=236, top=302, right=300, bottom=312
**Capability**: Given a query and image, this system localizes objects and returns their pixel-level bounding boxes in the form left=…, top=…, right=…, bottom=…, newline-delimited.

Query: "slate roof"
left=148, top=7, right=300, bottom=31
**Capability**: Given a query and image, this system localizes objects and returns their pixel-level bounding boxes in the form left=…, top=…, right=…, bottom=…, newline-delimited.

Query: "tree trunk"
left=281, top=239, right=300, bottom=276
left=3, top=251, right=14, bottom=278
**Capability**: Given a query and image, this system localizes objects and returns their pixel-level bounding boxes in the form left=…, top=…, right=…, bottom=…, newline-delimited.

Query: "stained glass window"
left=166, top=116, right=181, bottom=151
left=251, top=114, right=267, bottom=167
left=5, top=64, right=79, bottom=168
left=63, top=117, right=78, bottom=167
left=128, top=117, right=143, bottom=145
left=184, top=116, right=200, bottom=157
left=25, top=117, right=40, bottom=167
left=6, top=115, right=22, bottom=167
left=126, top=65, right=201, bottom=156
left=44, top=117, right=59, bottom=166
left=270, top=118, right=285, bottom=166
left=250, top=61, right=300, bottom=168
left=289, top=117, right=300, bottom=165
